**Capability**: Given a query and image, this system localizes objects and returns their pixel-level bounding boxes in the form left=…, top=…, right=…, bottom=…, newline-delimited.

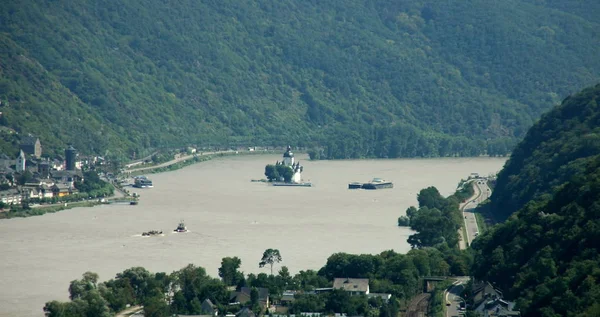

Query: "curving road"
left=445, top=277, right=470, bottom=317
left=459, top=179, right=491, bottom=249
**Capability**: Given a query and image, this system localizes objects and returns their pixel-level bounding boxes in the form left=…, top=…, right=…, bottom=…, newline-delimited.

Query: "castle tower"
left=16, top=150, right=26, bottom=172
left=282, top=145, right=294, bottom=166
left=65, top=145, right=77, bottom=171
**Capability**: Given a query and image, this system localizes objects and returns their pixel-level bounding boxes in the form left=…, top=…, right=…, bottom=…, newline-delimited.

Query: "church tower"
left=16, top=150, right=26, bottom=172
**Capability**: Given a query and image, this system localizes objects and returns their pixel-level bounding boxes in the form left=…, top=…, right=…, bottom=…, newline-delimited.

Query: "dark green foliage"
left=318, top=249, right=471, bottom=299
left=490, top=84, right=600, bottom=219
left=264, top=164, right=293, bottom=182
left=259, top=248, right=282, bottom=274
left=397, top=215, right=410, bottom=226
left=1, top=1, right=599, bottom=157
left=472, top=85, right=600, bottom=316
left=218, top=256, right=244, bottom=286
left=143, top=296, right=170, bottom=317
left=45, top=246, right=471, bottom=316
left=292, top=270, right=330, bottom=291
left=171, top=264, right=230, bottom=315
left=264, top=164, right=279, bottom=181
left=403, top=186, right=465, bottom=249
left=73, top=171, right=114, bottom=198
left=289, top=293, right=326, bottom=314
left=45, top=272, right=111, bottom=317
left=472, top=157, right=600, bottom=316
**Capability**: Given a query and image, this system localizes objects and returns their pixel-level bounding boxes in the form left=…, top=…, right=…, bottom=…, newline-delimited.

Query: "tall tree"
left=218, top=256, right=244, bottom=286
left=259, top=249, right=282, bottom=275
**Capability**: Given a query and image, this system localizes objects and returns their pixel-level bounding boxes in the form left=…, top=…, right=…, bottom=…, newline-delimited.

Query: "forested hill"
left=488, top=84, right=600, bottom=220
left=472, top=156, right=600, bottom=316
left=1, top=1, right=600, bottom=158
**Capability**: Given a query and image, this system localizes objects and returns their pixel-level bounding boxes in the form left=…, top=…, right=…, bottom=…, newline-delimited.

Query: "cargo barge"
left=349, top=178, right=394, bottom=190
left=361, top=178, right=393, bottom=190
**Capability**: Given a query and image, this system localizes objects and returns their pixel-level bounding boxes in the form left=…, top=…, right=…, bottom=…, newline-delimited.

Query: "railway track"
left=406, top=293, right=431, bottom=317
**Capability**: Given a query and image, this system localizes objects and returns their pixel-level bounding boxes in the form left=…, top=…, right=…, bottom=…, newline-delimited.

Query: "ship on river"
left=173, top=220, right=188, bottom=233
left=133, top=176, right=153, bottom=188
left=361, top=178, right=393, bottom=190
left=348, top=178, right=394, bottom=190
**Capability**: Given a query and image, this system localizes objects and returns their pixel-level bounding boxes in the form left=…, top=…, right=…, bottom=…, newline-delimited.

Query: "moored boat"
left=133, top=176, right=154, bottom=188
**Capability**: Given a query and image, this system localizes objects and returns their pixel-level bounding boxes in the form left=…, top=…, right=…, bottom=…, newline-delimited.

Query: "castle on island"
left=275, top=146, right=303, bottom=183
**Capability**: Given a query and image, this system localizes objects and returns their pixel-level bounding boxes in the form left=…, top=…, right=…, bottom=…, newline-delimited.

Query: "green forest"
left=488, top=84, right=600, bottom=220
left=1, top=1, right=600, bottom=158
left=471, top=84, right=600, bottom=316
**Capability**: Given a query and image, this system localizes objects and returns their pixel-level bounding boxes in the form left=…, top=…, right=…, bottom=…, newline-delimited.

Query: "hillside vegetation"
left=471, top=84, right=600, bottom=316
left=488, top=84, right=600, bottom=219
left=1, top=1, right=599, bottom=157
left=472, top=157, right=600, bottom=316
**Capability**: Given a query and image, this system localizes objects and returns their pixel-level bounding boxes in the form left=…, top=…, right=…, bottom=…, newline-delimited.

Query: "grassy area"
left=475, top=212, right=488, bottom=233
left=462, top=225, right=469, bottom=248
left=0, top=201, right=102, bottom=219
left=429, top=280, right=453, bottom=317
left=472, top=202, right=498, bottom=234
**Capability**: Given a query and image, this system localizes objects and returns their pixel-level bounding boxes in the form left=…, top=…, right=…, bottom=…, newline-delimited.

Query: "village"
left=0, top=135, right=288, bottom=213
left=0, top=136, right=110, bottom=211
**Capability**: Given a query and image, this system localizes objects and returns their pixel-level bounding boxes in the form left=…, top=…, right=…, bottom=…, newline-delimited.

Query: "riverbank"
left=0, top=200, right=102, bottom=219
left=125, top=149, right=292, bottom=176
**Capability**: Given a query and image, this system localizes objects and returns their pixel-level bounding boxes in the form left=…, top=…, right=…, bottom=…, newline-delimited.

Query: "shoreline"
left=3, top=152, right=499, bottom=220
left=125, top=149, right=288, bottom=176
left=0, top=150, right=286, bottom=220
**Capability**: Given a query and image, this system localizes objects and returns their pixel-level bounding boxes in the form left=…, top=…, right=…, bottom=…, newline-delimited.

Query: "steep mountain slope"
left=471, top=84, right=600, bottom=316
left=489, top=84, right=600, bottom=219
left=472, top=158, right=600, bottom=316
left=1, top=0, right=599, bottom=157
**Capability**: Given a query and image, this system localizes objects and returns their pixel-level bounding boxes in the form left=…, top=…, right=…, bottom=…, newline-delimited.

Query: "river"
left=0, top=154, right=506, bottom=316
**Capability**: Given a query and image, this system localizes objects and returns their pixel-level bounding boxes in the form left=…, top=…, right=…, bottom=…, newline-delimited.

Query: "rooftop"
left=333, top=278, right=369, bottom=293
left=20, top=136, right=39, bottom=146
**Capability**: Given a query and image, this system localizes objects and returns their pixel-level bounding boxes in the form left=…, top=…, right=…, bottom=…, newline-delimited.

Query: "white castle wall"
left=292, top=171, right=302, bottom=183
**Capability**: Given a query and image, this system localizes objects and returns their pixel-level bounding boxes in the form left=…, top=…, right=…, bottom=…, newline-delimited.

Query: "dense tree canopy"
left=400, top=183, right=473, bottom=249
left=43, top=246, right=471, bottom=317
left=472, top=157, right=600, bottom=316
left=1, top=1, right=599, bottom=158
left=471, top=84, right=600, bottom=316
left=489, top=84, right=600, bottom=219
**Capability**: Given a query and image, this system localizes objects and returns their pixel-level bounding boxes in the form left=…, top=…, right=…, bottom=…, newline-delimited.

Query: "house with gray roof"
left=472, top=281, right=520, bottom=317
left=230, top=287, right=270, bottom=307
left=0, top=189, right=21, bottom=205
left=200, top=298, right=218, bottom=316
left=333, top=278, right=369, bottom=296
left=235, top=307, right=256, bottom=317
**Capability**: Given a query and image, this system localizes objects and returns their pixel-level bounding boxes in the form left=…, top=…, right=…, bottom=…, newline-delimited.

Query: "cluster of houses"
left=0, top=136, right=104, bottom=208
left=167, top=278, right=520, bottom=317
left=151, top=278, right=391, bottom=317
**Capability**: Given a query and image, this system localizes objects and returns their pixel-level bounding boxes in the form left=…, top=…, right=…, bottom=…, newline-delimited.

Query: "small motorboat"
left=174, top=220, right=187, bottom=233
